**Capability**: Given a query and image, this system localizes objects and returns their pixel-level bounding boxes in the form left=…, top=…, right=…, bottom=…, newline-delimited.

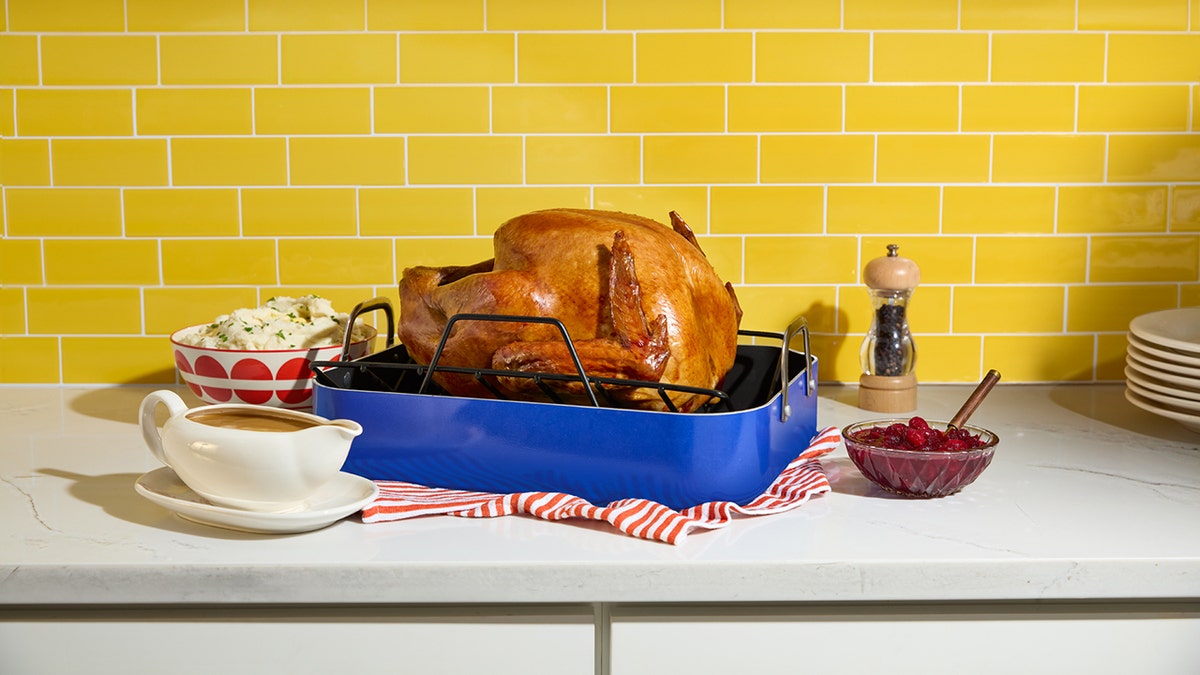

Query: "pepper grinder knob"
left=859, top=244, right=920, bottom=413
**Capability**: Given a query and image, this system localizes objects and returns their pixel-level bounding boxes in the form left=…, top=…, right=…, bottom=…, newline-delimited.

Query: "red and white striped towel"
left=361, top=426, right=840, bottom=545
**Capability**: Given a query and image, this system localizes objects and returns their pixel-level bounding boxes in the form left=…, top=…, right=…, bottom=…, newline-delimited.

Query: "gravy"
left=187, top=408, right=320, bottom=433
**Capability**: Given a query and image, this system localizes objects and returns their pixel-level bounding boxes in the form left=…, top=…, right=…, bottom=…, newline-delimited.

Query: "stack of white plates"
left=1125, top=307, right=1200, bottom=434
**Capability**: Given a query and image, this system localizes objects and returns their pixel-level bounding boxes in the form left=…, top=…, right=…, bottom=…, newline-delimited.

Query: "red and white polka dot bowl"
left=170, top=325, right=376, bottom=409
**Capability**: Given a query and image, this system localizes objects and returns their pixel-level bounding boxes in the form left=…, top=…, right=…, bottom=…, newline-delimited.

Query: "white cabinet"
left=0, top=606, right=596, bottom=675
left=609, top=602, right=1200, bottom=675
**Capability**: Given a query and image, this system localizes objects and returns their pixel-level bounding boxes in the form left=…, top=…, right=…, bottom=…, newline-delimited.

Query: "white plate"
left=1127, top=356, right=1200, bottom=389
left=1129, top=307, right=1200, bottom=354
left=1126, top=347, right=1200, bottom=379
left=1128, top=332, right=1200, bottom=367
left=1127, top=379, right=1200, bottom=413
left=1125, top=366, right=1200, bottom=402
left=1124, top=388, right=1200, bottom=434
left=135, top=467, right=378, bottom=534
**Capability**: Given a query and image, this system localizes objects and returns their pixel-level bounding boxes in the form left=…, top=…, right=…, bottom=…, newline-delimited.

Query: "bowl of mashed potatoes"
left=171, top=295, right=375, bottom=409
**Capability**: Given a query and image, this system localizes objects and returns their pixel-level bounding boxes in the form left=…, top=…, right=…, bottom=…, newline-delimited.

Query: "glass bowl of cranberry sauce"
left=843, top=417, right=999, bottom=499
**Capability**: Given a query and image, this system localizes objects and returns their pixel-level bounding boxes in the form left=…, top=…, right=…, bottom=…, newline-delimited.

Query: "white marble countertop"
left=2, top=384, right=1198, bottom=607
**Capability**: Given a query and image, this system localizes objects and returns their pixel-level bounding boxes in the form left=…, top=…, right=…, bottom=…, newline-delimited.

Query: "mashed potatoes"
left=178, top=295, right=371, bottom=350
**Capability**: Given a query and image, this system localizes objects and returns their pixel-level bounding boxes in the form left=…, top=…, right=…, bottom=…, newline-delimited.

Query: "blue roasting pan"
left=312, top=313, right=818, bottom=511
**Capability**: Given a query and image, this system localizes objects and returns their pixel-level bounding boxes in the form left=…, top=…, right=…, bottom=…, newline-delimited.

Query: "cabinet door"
left=1, top=605, right=595, bottom=675
left=610, top=602, right=1200, bottom=675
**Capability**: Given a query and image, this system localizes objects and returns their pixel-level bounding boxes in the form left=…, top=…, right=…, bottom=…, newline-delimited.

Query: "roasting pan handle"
left=340, top=297, right=396, bottom=363
left=779, top=314, right=814, bottom=423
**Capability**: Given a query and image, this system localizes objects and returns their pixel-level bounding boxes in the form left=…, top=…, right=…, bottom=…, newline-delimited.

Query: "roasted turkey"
left=397, top=209, right=742, bottom=412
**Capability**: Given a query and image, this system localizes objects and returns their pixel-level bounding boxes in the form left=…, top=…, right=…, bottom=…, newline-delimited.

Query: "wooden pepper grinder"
left=859, top=244, right=920, bottom=412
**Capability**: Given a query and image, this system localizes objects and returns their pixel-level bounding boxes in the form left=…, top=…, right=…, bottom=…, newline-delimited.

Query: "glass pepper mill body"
left=859, top=244, right=920, bottom=412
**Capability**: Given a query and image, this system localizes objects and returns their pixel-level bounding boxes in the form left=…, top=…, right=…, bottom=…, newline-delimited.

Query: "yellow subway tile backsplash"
left=1091, top=235, right=1200, bottom=282
left=1108, top=34, right=1200, bottom=82
left=242, top=189, right=358, bottom=237
left=761, top=135, right=875, bottom=183
left=636, top=33, right=752, bottom=83
left=961, top=0, right=1076, bottom=29
left=1109, top=135, right=1200, bottom=182
left=873, top=33, right=988, bottom=83
left=756, top=33, right=870, bottom=83
left=489, top=0, right=603, bottom=30
left=477, top=188, right=592, bottom=234
left=160, top=35, right=279, bottom=85
left=1058, top=186, right=1169, bottom=234
left=962, top=86, right=1075, bottom=132
left=291, top=137, right=406, bottom=186
left=162, top=240, right=278, bottom=285
left=0, top=338, right=61, bottom=384
left=728, top=86, right=842, bottom=132
left=248, top=0, right=364, bottom=31
left=644, top=135, right=757, bottom=184
left=127, top=0, right=245, bottom=31
left=975, top=236, right=1088, bottom=283
left=18, top=90, right=132, bottom=137
left=1066, top=284, right=1179, bottom=332
left=992, top=135, right=1106, bottom=183
left=0, top=139, right=51, bottom=186
left=124, top=189, right=241, bottom=237
left=710, top=186, right=825, bottom=234
left=845, top=0, right=958, bottom=29
left=144, top=288, right=261, bottom=335
left=877, top=135, right=990, bottom=183
left=27, top=288, right=143, bottom=335
left=592, top=187, right=709, bottom=229
left=0, top=36, right=38, bottom=85
left=359, top=188, right=476, bottom=237
left=846, top=86, right=958, bottom=132
left=725, top=0, right=841, bottom=28
left=255, top=88, right=372, bottom=135
left=744, top=236, right=858, bottom=284
left=1079, top=86, right=1190, bottom=132
left=518, top=34, right=633, bottom=83
left=1079, top=0, right=1189, bottom=30
left=0, top=239, right=43, bottom=284
left=282, top=34, right=398, bottom=84
left=8, top=0, right=124, bottom=31
left=954, top=287, right=1065, bottom=333
left=943, top=186, right=1056, bottom=234
left=62, top=337, right=174, bottom=384
left=1173, top=187, right=1200, bottom=231
left=4, top=4, right=1197, bottom=385
left=51, top=139, right=168, bottom=187
left=992, top=34, right=1105, bottom=83
left=611, top=86, right=724, bottom=133
left=985, top=335, right=1095, bottom=382
left=41, top=36, right=158, bottom=86
left=279, top=239, right=393, bottom=286
left=375, top=87, right=490, bottom=133
left=401, top=34, right=514, bottom=83
left=408, top=136, right=520, bottom=185
left=137, top=89, right=252, bottom=136
left=172, top=138, right=288, bottom=186
left=495, top=86, right=609, bottom=133
left=6, top=188, right=122, bottom=236
left=43, top=240, right=160, bottom=285
left=607, top=0, right=720, bottom=29
left=527, top=136, right=641, bottom=184
left=827, top=186, right=941, bottom=234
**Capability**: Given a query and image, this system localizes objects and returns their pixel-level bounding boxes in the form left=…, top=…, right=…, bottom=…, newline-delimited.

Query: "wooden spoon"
left=948, top=369, right=1001, bottom=429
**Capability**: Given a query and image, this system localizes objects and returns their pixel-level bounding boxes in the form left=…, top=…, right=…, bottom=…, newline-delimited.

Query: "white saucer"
left=1129, top=307, right=1200, bottom=354
left=1125, top=366, right=1200, bottom=402
left=1127, top=356, right=1200, bottom=389
left=1126, top=347, right=1200, bottom=379
left=1128, top=332, right=1200, bottom=367
left=1127, top=379, right=1200, bottom=413
left=1124, top=388, right=1200, bottom=434
left=135, top=467, right=378, bottom=534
